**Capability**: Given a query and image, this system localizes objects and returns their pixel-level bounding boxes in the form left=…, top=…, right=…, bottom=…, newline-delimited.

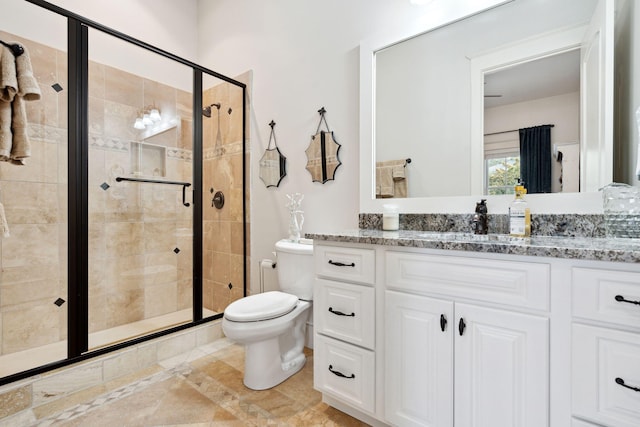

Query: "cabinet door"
left=454, top=303, right=549, bottom=427
left=385, top=290, right=453, bottom=427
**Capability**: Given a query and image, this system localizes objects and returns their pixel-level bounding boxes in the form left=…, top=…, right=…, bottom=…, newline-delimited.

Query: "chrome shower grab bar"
left=115, top=176, right=192, bottom=207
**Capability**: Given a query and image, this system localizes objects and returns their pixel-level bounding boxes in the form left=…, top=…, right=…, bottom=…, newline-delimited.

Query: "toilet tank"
left=275, top=239, right=314, bottom=300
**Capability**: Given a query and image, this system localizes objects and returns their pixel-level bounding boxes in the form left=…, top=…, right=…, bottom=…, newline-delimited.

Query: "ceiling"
left=483, top=48, right=581, bottom=108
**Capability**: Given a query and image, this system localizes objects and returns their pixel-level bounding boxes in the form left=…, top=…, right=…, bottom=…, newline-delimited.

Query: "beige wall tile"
left=105, top=254, right=145, bottom=293
left=88, top=61, right=105, bottom=99
left=2, top=303, right=61, bottom=354
left=103, top=100, right=139, bottom=141
left=2, top=182, right=59, bottom=224
left=1, top=224, right=59, bottom=268
left=144, top=282, right=177, bottom=319
left=88, top=97, right=104, bottom=135
left=0, top=276, right=59, bottom=308
left=230, top=221, right=245, bottom=255
left=177, top=279, right=192, bottom=311
left=143, top=252, right=178, bottom=286
left=104, top=65, right=143, bottom=108
left=143, top=221, right=177, bottom=253
left=105, top=289, right=144, bottom=328
left=0, top=139, right=54, bottom=183
left=105, top=222, right=145, bottom=257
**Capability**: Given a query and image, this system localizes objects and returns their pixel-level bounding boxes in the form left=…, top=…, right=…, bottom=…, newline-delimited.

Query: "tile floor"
left=33, top=339, right=370, bottom=426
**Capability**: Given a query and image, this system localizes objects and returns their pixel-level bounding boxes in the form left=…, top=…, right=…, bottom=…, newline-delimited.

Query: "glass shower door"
left=87, top=28, right=194, bottom=349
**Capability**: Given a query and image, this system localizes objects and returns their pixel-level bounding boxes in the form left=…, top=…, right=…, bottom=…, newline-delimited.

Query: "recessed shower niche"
left=130, top=141, right=166, bottom=177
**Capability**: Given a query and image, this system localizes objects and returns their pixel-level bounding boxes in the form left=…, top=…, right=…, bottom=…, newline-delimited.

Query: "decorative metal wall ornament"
left=259, top=120, right=287, bottom=188
left=305, top=107, right=342, bottom=183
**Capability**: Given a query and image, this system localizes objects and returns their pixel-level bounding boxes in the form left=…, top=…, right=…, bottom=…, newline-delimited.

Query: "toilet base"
left=244, top=337, right=307, bottom=390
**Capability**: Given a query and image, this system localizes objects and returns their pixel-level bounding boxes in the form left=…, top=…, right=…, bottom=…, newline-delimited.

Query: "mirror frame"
left=359, top=0, right=603, bottom=214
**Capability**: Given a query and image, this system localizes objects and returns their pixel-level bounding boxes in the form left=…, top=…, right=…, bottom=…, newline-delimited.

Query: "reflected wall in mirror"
left=260, top=148, right=287, bottom=188
left=259, top=120, right=287, bottom=188
left=374, top=0, right=607, bottom=199
left=305, top=130, right=341, bottom=183
left=305, top=108, right=342, bottom=183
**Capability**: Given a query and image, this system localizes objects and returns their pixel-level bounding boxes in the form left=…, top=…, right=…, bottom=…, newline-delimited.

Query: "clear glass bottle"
left=509, top=182, right=531, bottom=237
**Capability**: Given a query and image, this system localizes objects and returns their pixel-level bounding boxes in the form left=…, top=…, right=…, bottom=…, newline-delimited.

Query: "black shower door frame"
left=0, top=0, right=246, bottom=386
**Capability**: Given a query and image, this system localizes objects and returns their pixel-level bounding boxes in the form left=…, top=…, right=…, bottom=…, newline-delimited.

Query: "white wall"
left=43, top=0, right=198, bottom=62
left=13, top=0, right=199, bottom=92
left=196, top=0, right=442, bottom=293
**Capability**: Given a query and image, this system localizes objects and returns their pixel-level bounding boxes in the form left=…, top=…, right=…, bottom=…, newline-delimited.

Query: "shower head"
left=202, top=103, right=221, bottom=118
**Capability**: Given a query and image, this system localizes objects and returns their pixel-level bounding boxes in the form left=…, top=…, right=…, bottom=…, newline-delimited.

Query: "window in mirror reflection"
left=486, top=156, right=519, bottom=195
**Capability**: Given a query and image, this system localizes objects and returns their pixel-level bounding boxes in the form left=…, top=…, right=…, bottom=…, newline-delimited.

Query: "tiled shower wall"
left=0, top=31, right=69, bottom=355
left=202, top=74, right=250, bottom=313
left=86, top=59, right=194, bottom=334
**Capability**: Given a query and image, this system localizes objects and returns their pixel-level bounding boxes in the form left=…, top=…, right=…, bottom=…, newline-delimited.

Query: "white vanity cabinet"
left=312, top=238, right=640, bottom=427
left=571, top=268, right=640, bottom=427
left=313, top=244, right=378, bottom=416
left=384, top=250, right=550, bottom=427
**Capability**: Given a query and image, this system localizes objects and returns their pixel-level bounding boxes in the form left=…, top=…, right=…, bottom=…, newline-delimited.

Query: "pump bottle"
left=509, top=181, right=531, bottom=237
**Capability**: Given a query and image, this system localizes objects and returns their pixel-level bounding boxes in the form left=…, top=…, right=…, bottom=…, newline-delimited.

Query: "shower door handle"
left=182, top=185, right=190, bottom=207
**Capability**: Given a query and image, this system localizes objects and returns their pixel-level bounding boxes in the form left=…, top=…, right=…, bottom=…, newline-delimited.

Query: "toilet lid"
left=224, top=291, right=299, bottom=322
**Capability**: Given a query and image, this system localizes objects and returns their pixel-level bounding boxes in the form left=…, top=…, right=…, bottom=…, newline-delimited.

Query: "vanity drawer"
left=385, top=251, right=550, bottom=311
left=572, top=324, right=640, bottom=427
left=314, top=245, right=375, bottom=285
left=573, top=268, right=640, bottom=328
left=314, top=334, right=375, bottom=414
left=315, top=278, right=375, bottom=349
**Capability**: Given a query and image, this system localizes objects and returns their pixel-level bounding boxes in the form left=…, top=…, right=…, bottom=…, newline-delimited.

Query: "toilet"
left=222, top=239, right=313, bottom=390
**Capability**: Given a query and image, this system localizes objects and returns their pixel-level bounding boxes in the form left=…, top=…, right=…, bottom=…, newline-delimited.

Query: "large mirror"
left=361, top=0, right=629, bottom=213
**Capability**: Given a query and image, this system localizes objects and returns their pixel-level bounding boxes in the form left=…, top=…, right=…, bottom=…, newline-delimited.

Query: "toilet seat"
left=224, top=291, right=299, bottom=322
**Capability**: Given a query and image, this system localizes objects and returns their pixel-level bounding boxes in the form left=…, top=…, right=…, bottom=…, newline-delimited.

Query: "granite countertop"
left=306, top=229, right=640, bottom=263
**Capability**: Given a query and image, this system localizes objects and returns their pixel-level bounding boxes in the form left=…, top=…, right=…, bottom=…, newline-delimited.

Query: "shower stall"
left=0, top=0, right=247, bottom=383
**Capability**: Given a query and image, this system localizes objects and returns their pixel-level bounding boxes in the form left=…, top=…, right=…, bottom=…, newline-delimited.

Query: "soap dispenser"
left=509, top=180, right=531, bottom=237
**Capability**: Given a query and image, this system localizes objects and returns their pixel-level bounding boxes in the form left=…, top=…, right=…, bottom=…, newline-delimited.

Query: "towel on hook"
left=0, top=45, right=17, bottom=102
left=376, top=159, right=407, bottom=198
left=376, top=162, right=395, bottom=197
left=0, top=43, right=40, bottom=165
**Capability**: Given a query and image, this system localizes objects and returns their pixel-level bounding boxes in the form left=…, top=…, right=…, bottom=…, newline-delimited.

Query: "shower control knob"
left=212, top=191, right=225, bottom=209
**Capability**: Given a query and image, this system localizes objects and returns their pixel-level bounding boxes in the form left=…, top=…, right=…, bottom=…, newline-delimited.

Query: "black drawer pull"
left=329, top=365, right=355, bottom=379
left=615, top=377, right=640, bottom=392
left=329, top=307, right=355, bottom=317
left=615, top=295, right=640, bottom=306
left=458, top=318, right=466, bottom=336
left=328, top=260, right=355, bottom=267
left=440, top=314, right=447, bottom=332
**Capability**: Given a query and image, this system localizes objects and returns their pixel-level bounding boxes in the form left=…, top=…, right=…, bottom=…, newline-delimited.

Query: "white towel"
left=0, top=202, right=9, bottom=237
left=0, top=43, right=40, bottom=165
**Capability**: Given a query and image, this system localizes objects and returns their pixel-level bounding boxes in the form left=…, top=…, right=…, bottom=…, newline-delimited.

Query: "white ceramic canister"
left=382, top=204, right=399, bottom=231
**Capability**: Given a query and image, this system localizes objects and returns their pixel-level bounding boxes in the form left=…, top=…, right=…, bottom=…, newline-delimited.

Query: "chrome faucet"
left=472, top=199, right=488, bottom=235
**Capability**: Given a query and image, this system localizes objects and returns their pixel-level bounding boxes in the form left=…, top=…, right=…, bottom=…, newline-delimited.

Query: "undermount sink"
left=417, top=232, right=521, bottom=243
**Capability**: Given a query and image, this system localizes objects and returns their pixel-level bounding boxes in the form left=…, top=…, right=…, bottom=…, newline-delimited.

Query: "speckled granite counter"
left=306, top=229, right=640, bottom=263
